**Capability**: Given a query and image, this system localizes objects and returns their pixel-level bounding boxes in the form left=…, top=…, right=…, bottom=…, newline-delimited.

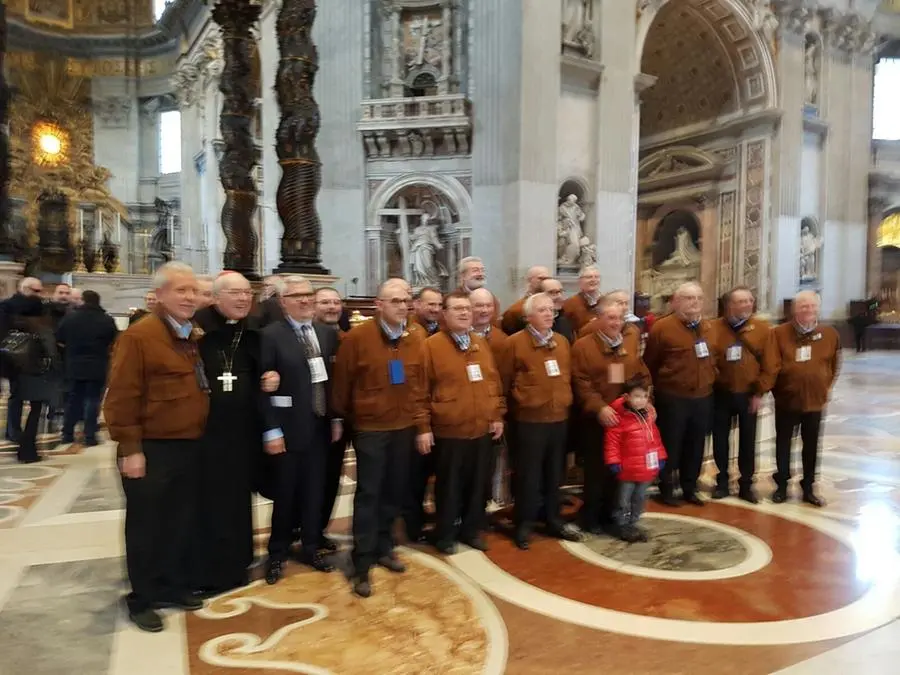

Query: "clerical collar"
left=598, top=331, right=623, bottom=349
left=728, top=316, right=749, bottom=330
left=226, top=319, right=238, bottom=325
left=473, top=324, right=491, bottom=337
left=527, top=325, right=553, bottom=347
left=794, top=320, right=817, bottom=335
left=165, top=315, right=192, bottom=340
left=450, top=331, right=471, bottom=351
left=380, top=318, right=406, bottom=341
left=287, top=316, right=312, bottom=332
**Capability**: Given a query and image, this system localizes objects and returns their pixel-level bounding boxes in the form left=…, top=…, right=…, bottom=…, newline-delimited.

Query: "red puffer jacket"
left=604, top=397, right=667, bottom=483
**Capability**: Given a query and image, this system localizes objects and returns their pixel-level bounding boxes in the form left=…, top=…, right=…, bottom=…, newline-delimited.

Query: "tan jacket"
left=644, top=313, right=717, bottom=398
left=498, top=329, right=572, bottom=423
left=766, top=323, right=841, bottom=412
left=710, top=316, right=777, bottom=395
left=572, top=329, right=650, bottom=417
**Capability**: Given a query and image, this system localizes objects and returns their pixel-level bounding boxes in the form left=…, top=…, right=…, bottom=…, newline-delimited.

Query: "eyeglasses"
left=379, top=297, right=410, bottom=306
left=283, top=292, right=314, bottom=299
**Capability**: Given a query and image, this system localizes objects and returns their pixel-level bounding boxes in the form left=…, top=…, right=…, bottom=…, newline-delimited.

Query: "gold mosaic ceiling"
left=7, top=0, right=154, bottom=33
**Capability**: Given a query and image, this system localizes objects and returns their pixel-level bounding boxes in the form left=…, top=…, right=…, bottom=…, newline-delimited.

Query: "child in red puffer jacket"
left=604, top=377, right=667, bottom=543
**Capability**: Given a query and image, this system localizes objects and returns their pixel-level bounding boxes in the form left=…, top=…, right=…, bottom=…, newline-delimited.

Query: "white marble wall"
left=91, top=79, right=142, bottom=206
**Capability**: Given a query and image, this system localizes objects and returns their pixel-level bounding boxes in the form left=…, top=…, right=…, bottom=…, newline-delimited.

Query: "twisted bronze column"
left=212, top=0, right=261, bottom=278
left=275, top=0, right=329, bottom=274
left=0, top=2, right=13, bottom=259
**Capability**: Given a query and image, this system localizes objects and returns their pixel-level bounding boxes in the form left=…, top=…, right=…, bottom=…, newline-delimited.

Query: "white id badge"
left=726, top=345, right=742, bottom=362
left=608, top=363, right=625, bottom=384
left=545, top=359, right=561, bottom=377
left=466, top=363, right=483, bottom=382
left=646, top=451, right=659, bottom=470
left=308, top=357, right=328, bottom=383
left=271, top=396, right=293, bottom=408
left=796, top=345, right=812, bottom=362
left=695, top=341, right=710, bottom=359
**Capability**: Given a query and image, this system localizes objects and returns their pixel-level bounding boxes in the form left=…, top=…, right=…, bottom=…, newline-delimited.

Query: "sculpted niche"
left=556, top=182, right=596, bottom=273
left=561, top=0, right=594, bottom=58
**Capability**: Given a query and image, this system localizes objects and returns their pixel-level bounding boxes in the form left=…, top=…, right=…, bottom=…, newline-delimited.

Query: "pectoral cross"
left=218, top=371, right=237, bottom=392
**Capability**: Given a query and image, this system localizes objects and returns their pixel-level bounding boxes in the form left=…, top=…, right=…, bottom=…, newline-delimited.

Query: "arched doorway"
left=635, top=0, right=777, bottom=312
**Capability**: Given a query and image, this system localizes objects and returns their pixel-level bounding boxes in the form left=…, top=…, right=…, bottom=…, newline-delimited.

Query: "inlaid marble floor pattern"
left=0, top=352, right=899, bottom=674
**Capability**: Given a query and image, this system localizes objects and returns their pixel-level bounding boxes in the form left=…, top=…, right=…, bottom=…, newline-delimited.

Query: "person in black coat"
left=260, top=275, right=341, bottom=584
left=56, top=291, right=118, bottom=445
left=1, top=277, right=44, bottom=443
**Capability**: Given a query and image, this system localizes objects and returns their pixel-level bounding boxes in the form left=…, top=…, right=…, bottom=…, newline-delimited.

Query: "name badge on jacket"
left=271, top=396, right=292, bottom=408
left=388, top=359, right=406, bottom=385
left=308, top=357, right=328, bottom=383
left=466, top=363, right=483, bottom=382
left=796, top=345, right=812, bottom=362
left=695, top=341, right=709, bottom=359
left=544, top=359, right=561, bottom=377
left=726, top=345, right=742, bottom=362
left=646, top=451, right=659, bottom=470
left=608, top=363, right=624, bottom=384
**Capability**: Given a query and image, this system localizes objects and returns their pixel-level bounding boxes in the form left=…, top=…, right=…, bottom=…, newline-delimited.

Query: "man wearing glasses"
left=260, top=276, right=341, bottom=583
left=332, top=278, right=427, bottom=598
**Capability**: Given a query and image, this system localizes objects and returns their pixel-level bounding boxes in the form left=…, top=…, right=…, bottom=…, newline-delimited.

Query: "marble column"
left=0, top=2, right=13, bottom=260
left=594, top=0, right=641, bottom=294
left=212, top=0, right=261, bottom=279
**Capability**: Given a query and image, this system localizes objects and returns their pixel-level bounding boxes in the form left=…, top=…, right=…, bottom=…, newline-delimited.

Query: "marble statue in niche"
left=406, top=15, right=443, bottom=70
left=557, top=194, right=595, bottom=270
left=800, top=216, right=822, bottom=284
left=804, top=35, right=820, bottom=108
left=749, top=0, right=779, bottom=48
left=561, top=0, right=594, bottom=58
left=409, top=214, right=448, bottom=288
left=640, top=215, right=703, bottom=312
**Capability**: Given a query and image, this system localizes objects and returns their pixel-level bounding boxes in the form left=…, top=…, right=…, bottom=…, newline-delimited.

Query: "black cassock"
left=191, top=306, right=264, bottom=594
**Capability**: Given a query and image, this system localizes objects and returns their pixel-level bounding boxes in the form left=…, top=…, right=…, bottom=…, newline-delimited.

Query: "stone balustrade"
left=358, top=94, right=471, bottom=159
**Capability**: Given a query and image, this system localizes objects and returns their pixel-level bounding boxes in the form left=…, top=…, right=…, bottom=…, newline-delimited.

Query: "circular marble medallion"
left=563, top=513, right=772, bottom=580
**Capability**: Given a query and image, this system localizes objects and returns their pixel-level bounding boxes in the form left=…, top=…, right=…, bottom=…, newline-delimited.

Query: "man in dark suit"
left=260, top=275, right=341, bottom=584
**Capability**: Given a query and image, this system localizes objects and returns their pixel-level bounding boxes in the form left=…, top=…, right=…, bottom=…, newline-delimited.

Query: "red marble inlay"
left=485, top=502, right=868, bottom=622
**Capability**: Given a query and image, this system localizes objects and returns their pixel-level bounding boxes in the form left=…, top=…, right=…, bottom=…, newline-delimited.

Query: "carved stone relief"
left=561, top=0, right=594, bottom=59
left=741, top=140, right=766, bottom=298
left=93, top=96, right=133, bottom=128
left=717, top=191, right=736, bottom=297
left=800, top=215, right=822, bottom=286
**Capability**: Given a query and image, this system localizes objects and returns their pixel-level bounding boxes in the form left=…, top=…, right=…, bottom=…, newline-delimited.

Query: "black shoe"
left=128, top=607, right=164, bottom=633
left=461, top=536, right=489, bottom=552
left=802, top=491, right=825, bottom=508
left=771, top=488, right=787, bottom=504
left=712, top=485, right=730, bottom=500
left=738, top=487, right=759, bottom=504
left=620, top=526, right=641, bottom=543
left=435, top=541, right=458, bottom=555
left=152, top=595, right=204, bottom=611
left=657, top=493, right=681, bottom=507
left=683, top=493, right=705, bottom=507
left=318, top=537, right=339, bottom=553
left=513, top=531, right=530, bottom=550
left=265, top=558, right=284, bottom=585
left=352, top=575, right=372, bottom=598
left=299, top=551, right=335, bottom=573
left=17, top=455, right=42, bottom=464
left=635, top=527, right=649, bottom=543
left=377, top=554, right=406, bottom=573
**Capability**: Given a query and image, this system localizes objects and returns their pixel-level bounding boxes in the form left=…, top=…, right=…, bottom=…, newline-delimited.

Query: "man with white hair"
left=499, top=292, right=581, bottom=549
left=458, top=256, right=487, bottom=293
left=501, top=265, right=552, bottom=334
left=644, top=281, right=717, bottom=507
left=765, top=290, right=840, bottom=507
left=562, top=265, right=602, bottom=331
left=260, top=275, right=342, bottom=583
left=105, top=261, right=209, bottom=632
left=332, top=278, right=427, bottom=598
left=191, top=272, right=278, bottom=594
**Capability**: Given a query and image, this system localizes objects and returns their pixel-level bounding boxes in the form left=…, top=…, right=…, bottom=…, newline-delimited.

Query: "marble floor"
left=1, top=352, right=900, bottom=674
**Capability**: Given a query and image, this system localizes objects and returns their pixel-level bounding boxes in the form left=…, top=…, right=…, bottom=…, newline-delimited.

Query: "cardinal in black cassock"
left=190, top=273, right=268, bottom=595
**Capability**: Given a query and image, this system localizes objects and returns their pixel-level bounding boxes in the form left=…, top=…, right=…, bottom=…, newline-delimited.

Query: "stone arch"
left=637, top=0, right=778, bottom=140
left=366, top=173, right=473, bottom=292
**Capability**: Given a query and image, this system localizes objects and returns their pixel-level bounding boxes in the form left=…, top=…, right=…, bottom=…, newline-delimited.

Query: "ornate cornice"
left=769, top=1, right=881, bottom=54
left=171, top=27, right=224, bottom=109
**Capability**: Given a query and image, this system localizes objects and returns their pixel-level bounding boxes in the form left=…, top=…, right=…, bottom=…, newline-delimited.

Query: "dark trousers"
left=17, top=401, right=45, bottom=463
left=852, top=325, right=867, bottom=353
left=63, top=379, right=104, bottom=444
left=6, top=380, right=22, bottom=442
left=579, top=417, right=617, bottom=530
left=403, top=439, right=435, bottom=540
left=513, top=420, right=567, bottom=535
left=121, top=439, right=200, bottom=612
left=712, top=390, right=758, bottom=490
left=655, top=393, right=712, bottom=498
left=434, top=435, right=491, bottom=545
left=352, top=427, right=413, bottom=575
left=320, top=423, right=350, bottom=541
left=773, top=408, right=823, bottom=492
left=269, top=419, right=329, bottom=560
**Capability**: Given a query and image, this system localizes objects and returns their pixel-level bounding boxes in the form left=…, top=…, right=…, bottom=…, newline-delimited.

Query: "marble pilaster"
left=594, top=0, right=641, bottom=294
left=259, top=4, right=281, bottom=275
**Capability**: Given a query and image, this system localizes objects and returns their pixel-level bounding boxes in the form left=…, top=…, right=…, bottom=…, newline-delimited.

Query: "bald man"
left=501, top=266, right=552, bottom=335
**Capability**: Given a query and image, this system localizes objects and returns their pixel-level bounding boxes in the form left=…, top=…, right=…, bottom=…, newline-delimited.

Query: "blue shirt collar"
left=380, top=318, right=406, bottom=341
left=165, top=315, right=192, bottom=340
left=450, top=331, right=471, bottom=351
left=287, top=316, right=313, bottom=332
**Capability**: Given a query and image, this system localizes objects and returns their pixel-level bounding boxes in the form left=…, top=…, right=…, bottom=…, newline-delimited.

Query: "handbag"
left=0, top=330, right=38, bottom=373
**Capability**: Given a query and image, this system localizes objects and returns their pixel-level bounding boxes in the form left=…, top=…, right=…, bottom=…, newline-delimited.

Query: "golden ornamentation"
left=877, top=213, right=900, bottom=249
left=24, top=0, right=74, bottom=30
left=8, top=0, right=155, bottom=32
left=190, top=554, right=489, bottom=674
left=348, top=310, right=372, bottom=326
left=31, top=122, right=69, bottom=168
left=9, top=54, right=126, bottom=246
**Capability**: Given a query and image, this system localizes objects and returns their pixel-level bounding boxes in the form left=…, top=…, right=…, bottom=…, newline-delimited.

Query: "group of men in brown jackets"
left=103, top=257, right=841, bottom=632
